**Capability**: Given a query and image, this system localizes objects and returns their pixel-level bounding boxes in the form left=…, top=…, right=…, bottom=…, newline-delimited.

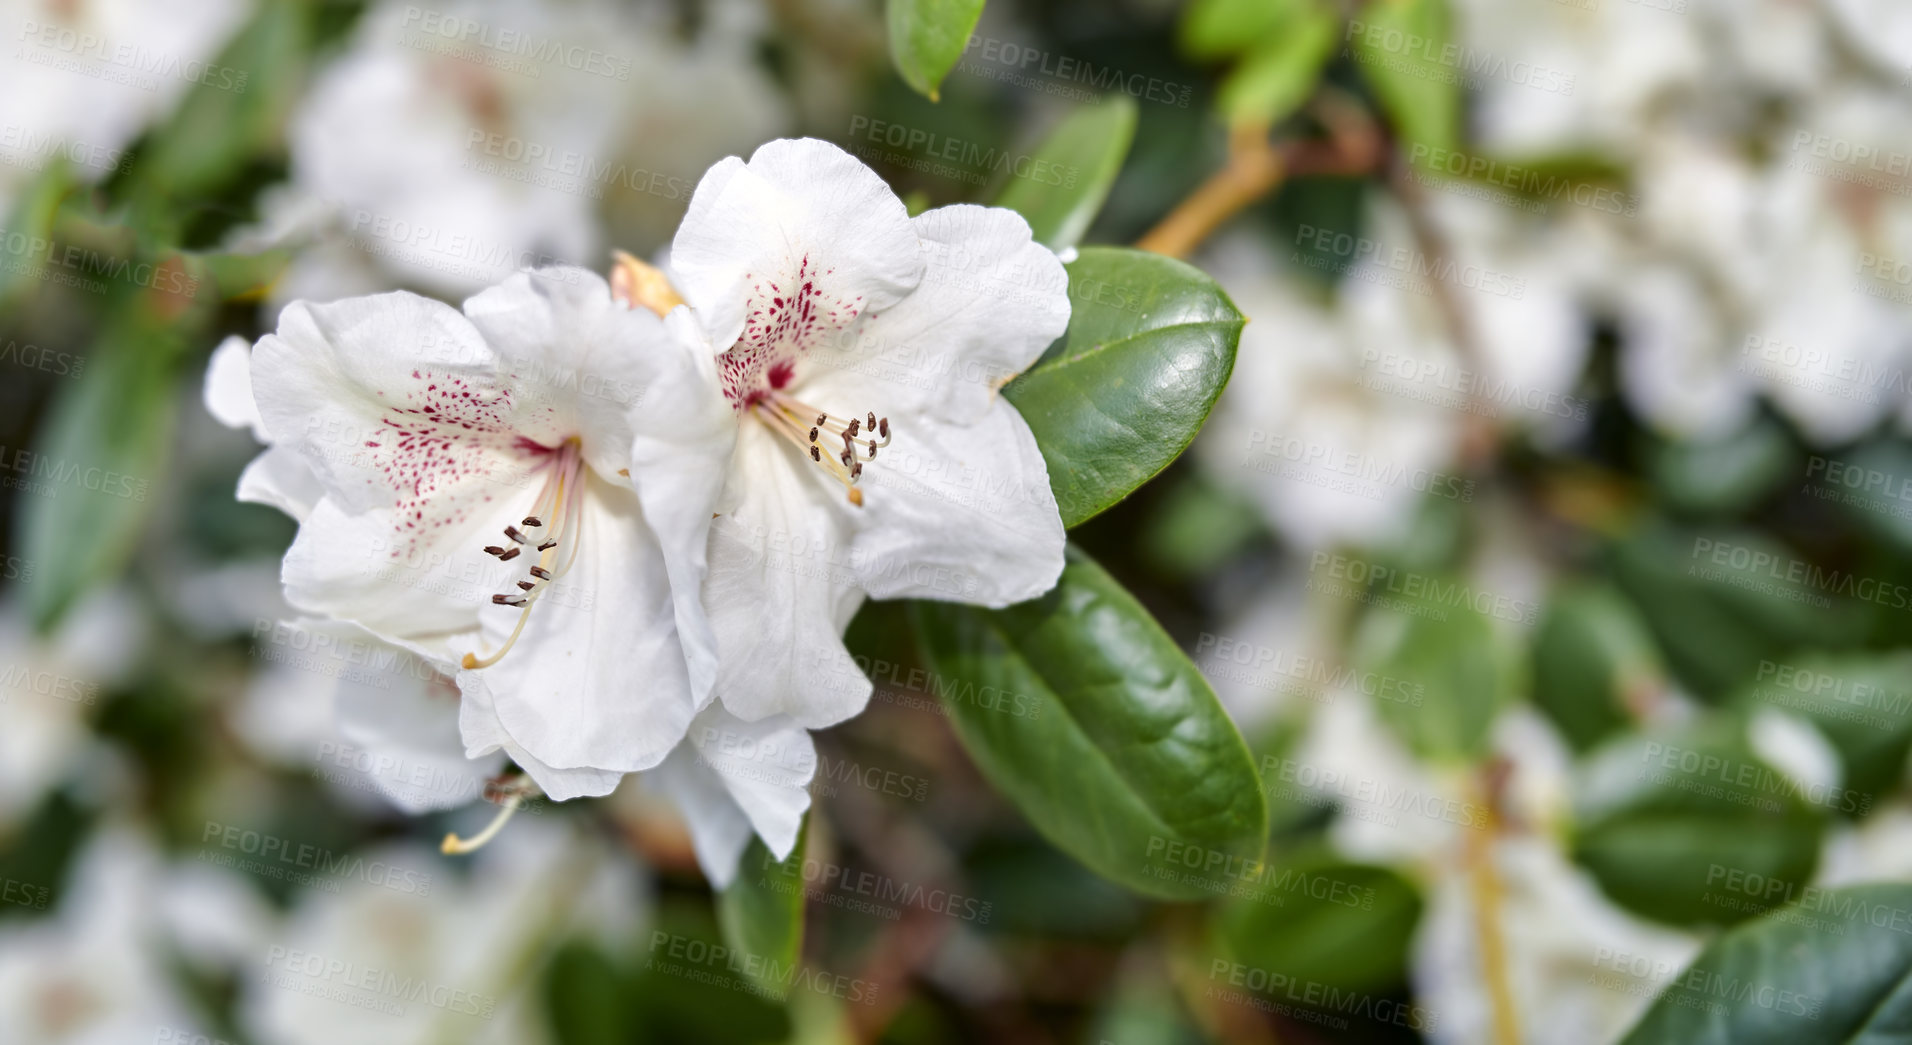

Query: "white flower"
left=1194, top=225, right=1461, bottom=550
left=1448, top=0, right=1704, bottom=158
left=231, top=615, right=506, bottom=816
left=0, top=827, right=259, bottom=1045
left=206, top=266, right=733, bottom=801
left=0, top=0, right=246, bottom=212
left=274, top=0, right=642, bottom=300
left=0, top=589, right=143, bottom=831
left=239, top=820, right=639, bottom=1045
left=650, top=137, right=1071, bottom=727
left=1411, top=835, right=1701, bottom=1045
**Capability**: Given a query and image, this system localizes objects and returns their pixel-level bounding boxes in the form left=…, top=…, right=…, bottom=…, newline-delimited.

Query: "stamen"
left=484, top=545, right=506, bottom=557
left=441, top=794, right=523, bottom=855
left=747, top=390, right=901, bottom=506
left=464, top=440, right=586, bottom=670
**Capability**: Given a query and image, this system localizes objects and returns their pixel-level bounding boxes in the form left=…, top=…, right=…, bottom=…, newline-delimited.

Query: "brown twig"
left=1136, top=91, right=1383, bottom=259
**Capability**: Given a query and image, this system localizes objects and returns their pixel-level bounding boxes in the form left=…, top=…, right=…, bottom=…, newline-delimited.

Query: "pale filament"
left=464, top=439, right=586, bottom=669
left=749, top=389, right=891, bottom=507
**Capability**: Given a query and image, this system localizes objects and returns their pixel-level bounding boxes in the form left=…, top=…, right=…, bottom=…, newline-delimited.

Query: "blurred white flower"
left=274, top=0, right=641, bottom=300
left=1449, top=0, right=1704, bottom=158
left=0, top=0, right=246, bottom=211
left=654, top=137, right=1070, bottom=728
left=1193, top=223, right=1461, bottom=550
left=0, top=827, right=258, bottom=1044
left=0, top=589, right=143, bottom=830
left=1412, top=834, right=1702, bottom=1045
left=240, top=820, right=640, bottom=1045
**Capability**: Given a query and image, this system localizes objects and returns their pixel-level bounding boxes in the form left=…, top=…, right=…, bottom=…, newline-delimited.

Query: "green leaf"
left=1571, top=718, right=1824, bottom=928
left=188, top=246, right=295, bottom=303
left=1621, top=883, right=1912, bottom=1044
left=1608, top=521, right=1855, bottom=702
left=885, top=0, right=986, bottom=101
left=1180, top=0, right=1314, bottom=59
left=137, top=0, right=311, bottom=197
left=1350, top=590, right=1513, bottom=763
left=1825, top=439, right=1912, bottom=554
left=913, top=545, right=1267, bottom=900
left=1731, top=653, right=1912, bottom=809
left=1532, top=582, right=1662, bottom=753
left=1210, top=845, right=1424, bottom=995
left=0, top=163, right=76, bottom=309
left=716, top=824, right=807, bottom=997
left=1351, top=0, right=1460, bottom=151
left=544, top=943, right=631, bottom=1045
left=1648, top=416, right=1795, bottom=516
left=1217, top=6, right=1338, bottom=127
left=1004, top=247, right=1243, bottom=528
left=992, top=97, right=1137, bottom=251
left=18, top=297, right=200, bottom=630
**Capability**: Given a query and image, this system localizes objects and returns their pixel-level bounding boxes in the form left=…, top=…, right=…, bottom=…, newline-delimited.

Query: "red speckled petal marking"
left=717, top=255, right=867, bottom=408
left=365, top=367, right=547, bottom=560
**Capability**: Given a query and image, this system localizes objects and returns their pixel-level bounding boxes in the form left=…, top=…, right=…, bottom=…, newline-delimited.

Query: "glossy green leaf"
left=1211, top=845, right=1424, bottom=995
left=1004, top=247, right=1243, bottom=528
left=1350, top=590, right=1514, bottom=763
left=993, top=96, right=1137, bottom=250
left=1621, top=883, right=1912, bottom=1044
left=1217, top=5, right=1337, bottom=127
left=1571, top=718, right=1825, bottom=928
left=716, top=824, right=807, bottom=997
left=913, top=545, right=1267, bottom=900
left=1351, top=0, right=1460, bottom=151
left=1533, top=582, right=1662, bottom=753
left=1730, top=653, right=1912, bottom=809
left=885, top=0, right=986, bottom=101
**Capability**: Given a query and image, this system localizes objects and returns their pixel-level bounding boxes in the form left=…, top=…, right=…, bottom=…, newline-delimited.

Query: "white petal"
left=671, top=138, right=923, bottom=352
left=848, top=399, right=1064, bottom=607
left=203, top=334, right=264, bottom=439
left=682, top=703, right=814, bottom=860
left=236, top=445, right=325, bottom=523
left=457, top=672, right=624, bottom=802
left=332, top=642, right=503, bottom=815
left=464, top=268, right=736, bottom=701
left=280, top=496, right=494, bottom=660
left=815, top=204, right=1070, bottom=424
left=706, top=422, right=871, bottom=727
left=459, top=267, right=659, bottom=476
left=251, top=290, right=537, bottom=518
left=647, top=751, right=754, bottom=888
left=457, top=473, right=699, bottom=775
